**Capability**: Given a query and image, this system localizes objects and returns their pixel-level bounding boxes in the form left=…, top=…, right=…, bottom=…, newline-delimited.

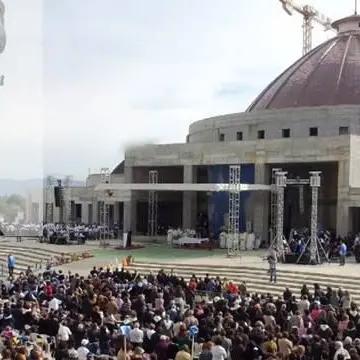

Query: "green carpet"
left=92, top=245, right=224, bottom=261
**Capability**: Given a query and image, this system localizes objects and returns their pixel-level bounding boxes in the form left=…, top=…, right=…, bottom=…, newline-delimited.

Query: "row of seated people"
left=42, top=223, right=122, bottom=244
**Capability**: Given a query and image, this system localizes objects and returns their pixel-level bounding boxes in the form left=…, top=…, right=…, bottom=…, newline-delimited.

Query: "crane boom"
left=279, top=0, right=333, bottom=55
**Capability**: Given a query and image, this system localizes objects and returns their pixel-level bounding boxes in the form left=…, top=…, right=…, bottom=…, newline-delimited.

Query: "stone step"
left=0, top=244, right=65, bottom=256
left=0, top=246, right=73, bottom=278
left=131, top=262, right=360, bottom=302
left=0, top=251, right=49, bottom=261
left=133, top=261, right=359, bottom=281
left=132, top=262, right=359, bottom=284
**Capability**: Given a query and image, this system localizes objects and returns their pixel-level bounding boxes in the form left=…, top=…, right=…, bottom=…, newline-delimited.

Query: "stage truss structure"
left=57, top=179, right=65, bottom=224
left=99, top=167, right=111, bottom=247
left=299, top=181, right=304, bottom=215
left=62, top=176, right=72, bottom=224
left=148, top=170, right=158, bottom=238
left=44, top=176, right=55, bottom=223
left=270, top=168, right=282, bottom=242
left=297, top=171, right=329, bottom=264
left=270, top=171, right=288, bottom=261
left=63, top=175, right=73, bottom=223
left=227, top=165, right=241, bottom=257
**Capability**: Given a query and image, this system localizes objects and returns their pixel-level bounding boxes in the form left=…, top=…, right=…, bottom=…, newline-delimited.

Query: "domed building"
left=27, top=15, right=360, bottom=241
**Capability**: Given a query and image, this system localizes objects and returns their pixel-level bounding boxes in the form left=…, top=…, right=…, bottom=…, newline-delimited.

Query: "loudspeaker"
left=54, top=186, right=61, bottom=207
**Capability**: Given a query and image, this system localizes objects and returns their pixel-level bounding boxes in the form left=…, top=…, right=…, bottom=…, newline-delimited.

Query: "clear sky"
left=0, top=0, right=353, bottom=180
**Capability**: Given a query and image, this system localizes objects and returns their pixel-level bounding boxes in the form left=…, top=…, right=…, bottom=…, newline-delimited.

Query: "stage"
left=284, top=252, right=330, bottom=265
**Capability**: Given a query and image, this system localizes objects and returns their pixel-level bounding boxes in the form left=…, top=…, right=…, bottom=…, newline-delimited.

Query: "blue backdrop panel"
left=207, top=164, right=254, bottom=238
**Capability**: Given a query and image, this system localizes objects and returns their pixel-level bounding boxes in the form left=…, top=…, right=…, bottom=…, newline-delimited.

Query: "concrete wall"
left=86, top=173, right=124, bottom=186
left=132, top=166, right=183, bottom=183
left=125, top=136, right=350, bottom=167
left=350, top=136, right=360, bottom=188
left=187, top=105, right=360, bottom=143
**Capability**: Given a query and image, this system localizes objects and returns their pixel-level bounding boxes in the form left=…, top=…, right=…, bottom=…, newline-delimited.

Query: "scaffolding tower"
left=227, top=165, right=241, bottom=257
left=58, top=179, right=65, bottom=224
left=148, top=170, right=158, bottom=238
left=270, top=168, right=282, bottom=242
left=63, top=176, right=72, bottom=223
left=297, top=171, right=328, bottom=264
left=44, top=176, right=54, bottom=223
left=270, top=171, right=288, bottom=261
left=299, top=182, right=305, bottom=215
left=99, top=168, right=111, bottom=247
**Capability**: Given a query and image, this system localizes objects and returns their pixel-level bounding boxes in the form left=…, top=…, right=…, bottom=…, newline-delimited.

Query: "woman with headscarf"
left=333, top=341, right=350, bottom=360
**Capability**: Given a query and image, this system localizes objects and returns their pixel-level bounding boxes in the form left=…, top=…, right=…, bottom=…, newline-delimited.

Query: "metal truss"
left=99, top=168, right=111, bottom=247
left=44, top=176, right=54, bottom=223
left=57, top=179, right=65, bottom=224
left=270, top=171, right=288, bottom=261
left=148, top=170, right=158, bottom=237
left=299, top=184, right=304, bottom=215
left=227, top=165, right=241, bottom=257
left=62, top=176, right=72, bottom=224
left=310, top=173, right=320, bottom=262
left=297, top=171, right=328, bottom=264
left=270, top=168, right=281, bottom=240
left=302, top=13, right=313, bottom=55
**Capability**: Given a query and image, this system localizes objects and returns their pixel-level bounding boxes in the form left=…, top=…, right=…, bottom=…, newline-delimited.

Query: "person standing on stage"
left=7, top=254, right=15, bottom=277
left=268, top=248, right=277, bottom=283
left=339, top=240, right=347, bottom=266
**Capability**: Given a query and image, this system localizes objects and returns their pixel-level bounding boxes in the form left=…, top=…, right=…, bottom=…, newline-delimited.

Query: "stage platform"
left=284, top=253, right=329, bottom=265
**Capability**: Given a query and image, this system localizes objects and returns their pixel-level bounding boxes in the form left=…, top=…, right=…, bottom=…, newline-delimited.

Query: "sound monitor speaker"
left=54, top=186, right=61, bottom=207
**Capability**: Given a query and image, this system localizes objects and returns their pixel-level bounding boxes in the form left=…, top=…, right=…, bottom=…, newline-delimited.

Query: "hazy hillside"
left=0, top=179, right=86, bottom=196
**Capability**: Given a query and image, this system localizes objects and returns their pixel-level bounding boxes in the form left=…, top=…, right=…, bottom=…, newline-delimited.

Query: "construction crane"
left=279, top=0, right=333, bottom=55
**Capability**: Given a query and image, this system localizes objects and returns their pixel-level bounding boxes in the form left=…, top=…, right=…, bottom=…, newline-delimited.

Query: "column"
left=88, top=203, right=93, bottom=224
left=92, top=201, right=98, bottom=224
left=53, top=206, right=60, bottom=223
left=123, top=166, right=137, bottom=232
left=81, top=202, right=88, bottom=224
left=114, top=202, right=119, bottom=224
left=182, top=165, right=197, bottom=229
left=253, top=162, right=269, bottom=243
left=336, top=160, right=350, bottom=236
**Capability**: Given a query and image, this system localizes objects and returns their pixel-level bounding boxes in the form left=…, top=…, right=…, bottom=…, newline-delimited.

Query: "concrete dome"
left=247, top=15, right=360, bottom=112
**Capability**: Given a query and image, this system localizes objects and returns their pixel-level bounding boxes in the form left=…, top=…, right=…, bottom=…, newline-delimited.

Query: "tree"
left=0, top=194, right=26, bottom=223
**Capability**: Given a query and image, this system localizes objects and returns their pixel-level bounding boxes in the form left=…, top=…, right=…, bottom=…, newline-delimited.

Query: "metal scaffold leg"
left=270, top=168, right=281, bottom=243
left=44, top=176, right=54, bottom=224
left=63, top=176, right=72, bottom=224
left=148, top=170, right=158, bottom=240
left=297, top=171, right=329, bottom=264
left=100, top=168, right=111, bottom=248
left=227, top=165, right=241, bottom=257
left=58, top=179, right=65, bottom=224
left=302, top=15, right=313, bottom=55
left=269, top=171, right=288, bottom=262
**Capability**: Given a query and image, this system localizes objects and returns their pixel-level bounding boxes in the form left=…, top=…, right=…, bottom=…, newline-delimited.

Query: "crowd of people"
left=0, top=223, right=121, bottom=244
left=42, top=224, right=121, bottom=244
left=0, top=259, right=358, bottom=360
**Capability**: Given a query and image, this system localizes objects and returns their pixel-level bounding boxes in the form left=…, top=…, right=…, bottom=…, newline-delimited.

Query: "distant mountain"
left=0, top=179, right=86, bottom=196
